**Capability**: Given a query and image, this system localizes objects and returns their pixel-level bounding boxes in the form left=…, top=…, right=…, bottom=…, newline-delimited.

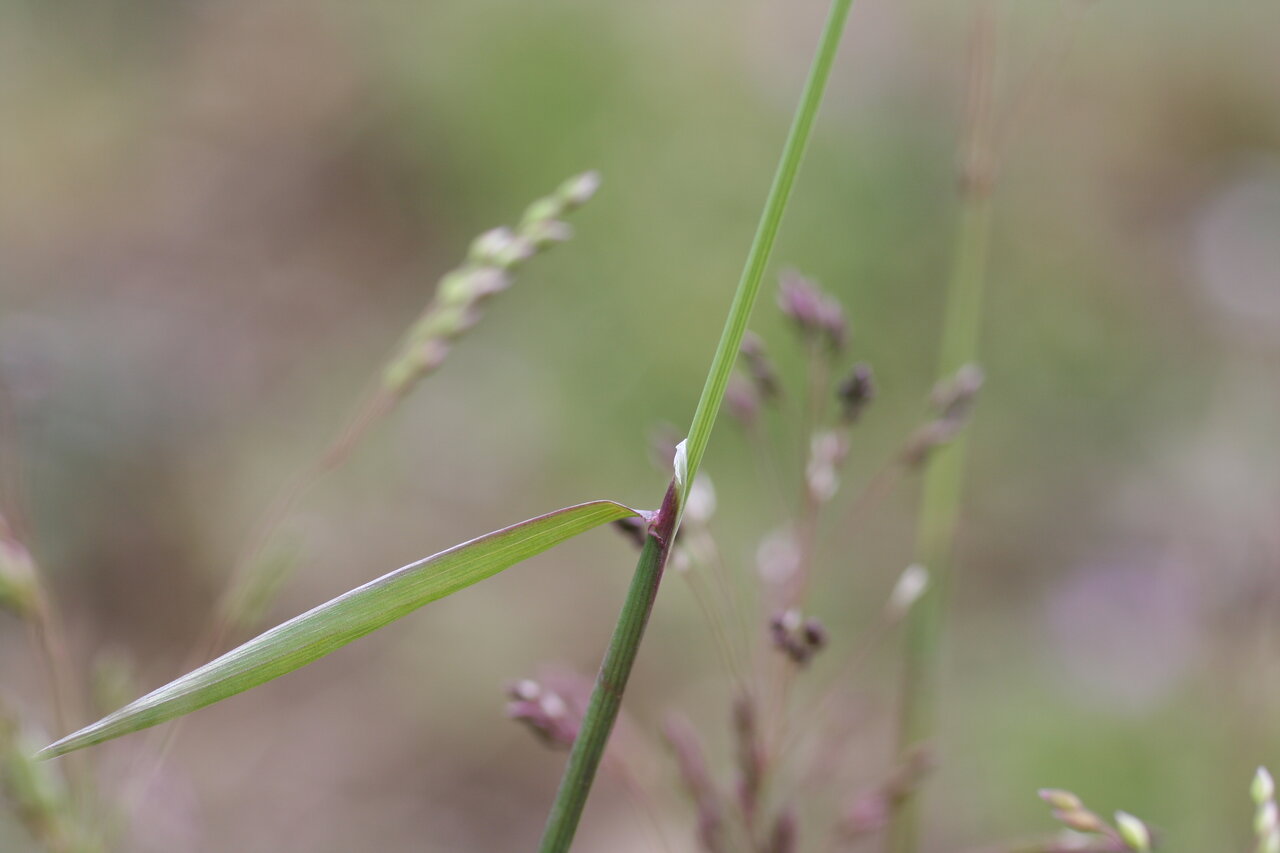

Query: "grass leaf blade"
left=679, top=0, right=854, bottom=508
left=39, top=500, right=641, bottom=759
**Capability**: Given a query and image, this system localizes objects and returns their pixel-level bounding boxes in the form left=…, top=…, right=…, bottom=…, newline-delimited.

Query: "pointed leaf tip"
left=39, top=499, right=641, bottom=759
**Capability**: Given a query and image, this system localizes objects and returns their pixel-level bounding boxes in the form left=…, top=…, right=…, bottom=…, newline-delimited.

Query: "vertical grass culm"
left=536, top=0, right=857, bottom=850
left=889, top=6, right=998, bottom=852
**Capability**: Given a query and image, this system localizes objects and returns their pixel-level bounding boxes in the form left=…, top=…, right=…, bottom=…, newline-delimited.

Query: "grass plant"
left=29, top=3, right=858, bottom=850
left=1, top=2, right=1271, bottom=852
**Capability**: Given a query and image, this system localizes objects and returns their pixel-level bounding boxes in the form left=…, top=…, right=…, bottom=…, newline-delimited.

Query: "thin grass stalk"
left=0, top=505, right=91, bottom=816
left=0, top=395, right=81, bottom=760
left=28, top=596, right=87, bottom=798
left=537, top=1, right=856, bottom=848
left=537, top=485, right=678, bottom=853
left=889, top=7, right=997, bottom=852
left=677, top=0, right=855, bottom=505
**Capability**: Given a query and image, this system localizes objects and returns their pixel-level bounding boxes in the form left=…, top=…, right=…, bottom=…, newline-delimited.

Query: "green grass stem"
left=537, top=1, right=856, bottom=849
left=889, top=8, right=997, bottom=851
left=678, top=0, right=856, bottom=507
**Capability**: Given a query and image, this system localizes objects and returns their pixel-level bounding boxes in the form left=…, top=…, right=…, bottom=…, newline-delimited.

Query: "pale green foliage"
left=40, top=500, right=639, bottom=758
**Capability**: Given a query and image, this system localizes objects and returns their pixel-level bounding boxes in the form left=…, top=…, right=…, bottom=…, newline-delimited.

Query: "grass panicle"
left=1031, top=789, right=1154, bottom=852
left=209, top=171, right=601, bottom=651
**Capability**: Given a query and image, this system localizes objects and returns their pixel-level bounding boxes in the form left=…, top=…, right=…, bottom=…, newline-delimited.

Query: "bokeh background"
left=3, top=0, right=1280, bottom=850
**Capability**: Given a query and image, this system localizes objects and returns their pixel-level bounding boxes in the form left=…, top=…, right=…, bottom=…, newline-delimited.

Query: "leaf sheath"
left=538, top=483, right=677, bottom=852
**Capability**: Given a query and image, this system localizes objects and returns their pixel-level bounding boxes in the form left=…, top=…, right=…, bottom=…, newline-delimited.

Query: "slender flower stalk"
left=537, top=1, right=856, bottom=848
left=0, top=517, right=74, bottom=736
left=0, top=511, right=91, bottom=815
left=889, top=6, right=998, bottom=851
left=663, top=713, right=728, bottom=853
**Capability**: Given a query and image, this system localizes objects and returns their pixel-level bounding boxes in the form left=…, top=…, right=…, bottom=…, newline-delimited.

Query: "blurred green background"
left=3, top=0, right=1279, bottom=850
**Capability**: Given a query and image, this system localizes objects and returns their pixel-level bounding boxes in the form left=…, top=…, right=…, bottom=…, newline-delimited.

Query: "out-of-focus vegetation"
left=2, top=0, right=1279, bottom=850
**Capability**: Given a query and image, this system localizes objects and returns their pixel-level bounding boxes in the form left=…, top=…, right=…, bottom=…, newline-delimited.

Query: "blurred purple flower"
left=777, top=271, right=846, bottom=351
left=1043, top=548, right=1201, bottom=713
